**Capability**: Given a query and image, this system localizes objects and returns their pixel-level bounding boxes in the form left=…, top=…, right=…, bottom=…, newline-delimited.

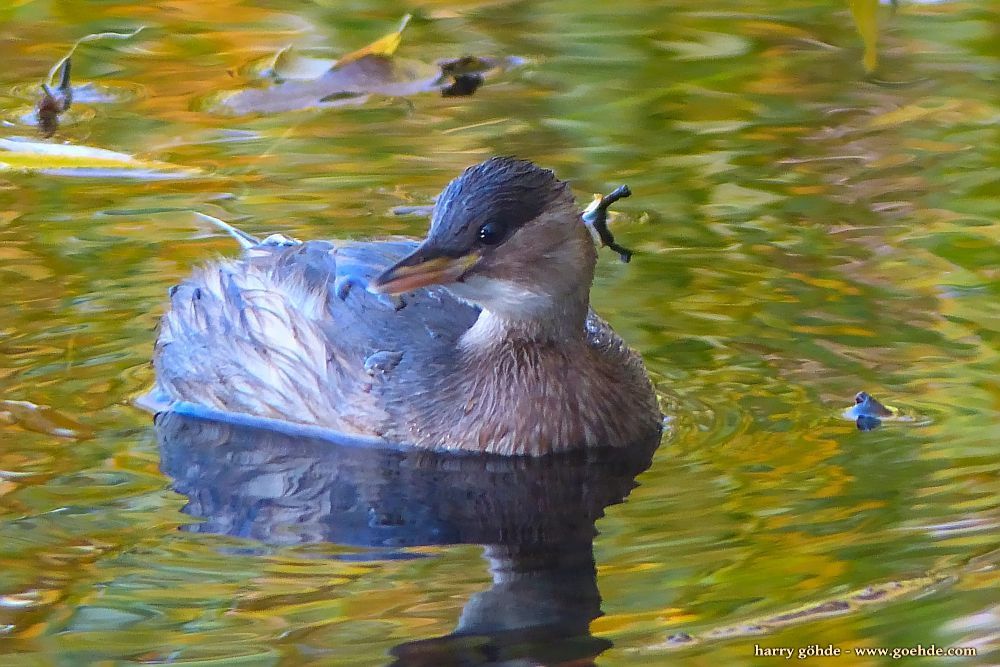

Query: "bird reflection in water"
left=156, top=412, right=660, bottom=666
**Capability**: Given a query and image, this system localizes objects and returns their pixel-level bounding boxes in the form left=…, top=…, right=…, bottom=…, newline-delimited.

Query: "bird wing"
left=152, top=237, right=478, bottom=441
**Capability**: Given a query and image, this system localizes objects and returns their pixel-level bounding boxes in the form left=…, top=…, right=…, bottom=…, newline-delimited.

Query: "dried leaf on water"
left=248, top=14, right=412, bottom=84
left=336, top=14, right=410, bottom=65
left=257, top=46, right=336, bottom=82
left=211, top=16, right=523, bottom=115
left=0, top=138, right=199, bottom=179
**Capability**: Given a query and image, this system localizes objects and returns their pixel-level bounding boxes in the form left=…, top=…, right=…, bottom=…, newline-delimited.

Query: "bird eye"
left=477, top=221, right=506, bottom=245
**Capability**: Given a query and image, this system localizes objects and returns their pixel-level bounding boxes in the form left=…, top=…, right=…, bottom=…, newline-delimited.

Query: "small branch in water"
left=56, top=57, right=73, bottom=108
left=582, top=185, right=634, bottom=263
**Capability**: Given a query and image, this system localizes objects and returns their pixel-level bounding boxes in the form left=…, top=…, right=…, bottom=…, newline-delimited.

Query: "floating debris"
left=28, top=27, right=144, bottom=136
left=582, top=185, right=635, bottom=263
left=35, top=59, right=73, bottom=137
left=437, top=56, right=520, bottom=97
left=0, top=399, right=93, bottom=440
left=844, top=391, right=899, bottom=430
left=0, top=138, right=199, bottom=179
left=391, top=204, right=435, bottom=217
left=211, top=17, right=523, bottom=115
left=441, top=73, right=483, bottom=97
left=438, top=55, right=508, bottom=78
left=35, top=89, right=63, bottom=137
left=851, top=391, right=896, bottom=418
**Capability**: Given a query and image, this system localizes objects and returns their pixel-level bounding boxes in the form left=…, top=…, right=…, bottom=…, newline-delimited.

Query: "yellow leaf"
left=848, top=0, right=879, bottom=73
left=337, top=14, right=411, bottom=66
left=0, top=138, right=199, bottom=179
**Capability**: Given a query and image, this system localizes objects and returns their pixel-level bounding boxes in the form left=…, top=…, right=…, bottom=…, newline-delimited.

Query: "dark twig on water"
left=55, top=56, right=73, bottom=109
left=582, top=185, right=634, bottom=263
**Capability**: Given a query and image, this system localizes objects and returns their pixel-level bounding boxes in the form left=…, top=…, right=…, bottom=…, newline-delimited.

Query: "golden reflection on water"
left=0, top=0, right=997, bottom=664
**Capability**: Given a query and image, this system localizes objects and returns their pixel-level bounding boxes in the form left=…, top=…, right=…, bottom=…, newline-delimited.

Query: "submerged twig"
left=582, top=185, right=634, bottom=263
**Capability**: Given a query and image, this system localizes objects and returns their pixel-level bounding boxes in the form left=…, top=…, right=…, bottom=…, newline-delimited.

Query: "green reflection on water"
left=0, top=0, right=996, bottom=664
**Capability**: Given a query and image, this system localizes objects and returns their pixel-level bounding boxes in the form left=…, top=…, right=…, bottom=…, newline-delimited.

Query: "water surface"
left=0, top=1, right=997, bottom=664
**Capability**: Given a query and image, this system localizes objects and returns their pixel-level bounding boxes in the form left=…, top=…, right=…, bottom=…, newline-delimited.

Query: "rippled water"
left=1, top=1, right=997, bottom=664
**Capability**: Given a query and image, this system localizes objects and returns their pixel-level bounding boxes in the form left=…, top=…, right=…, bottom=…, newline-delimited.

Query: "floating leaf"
left=848, top=0, right=879, bottom=73
left=211, top=15, right=523, bottom=115
left=0, top=138, right=199, bottom=179
left=265, top=46, right=336, bottom=81
left=337, top=14, right=411, bottom=65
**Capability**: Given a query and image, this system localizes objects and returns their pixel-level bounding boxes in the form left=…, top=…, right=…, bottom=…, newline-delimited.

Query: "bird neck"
left=460, top=288, right=590, bottom=351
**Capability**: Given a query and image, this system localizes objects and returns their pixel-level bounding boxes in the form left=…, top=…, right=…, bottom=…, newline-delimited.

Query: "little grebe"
left=152, top=157, right=661, bottom=455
